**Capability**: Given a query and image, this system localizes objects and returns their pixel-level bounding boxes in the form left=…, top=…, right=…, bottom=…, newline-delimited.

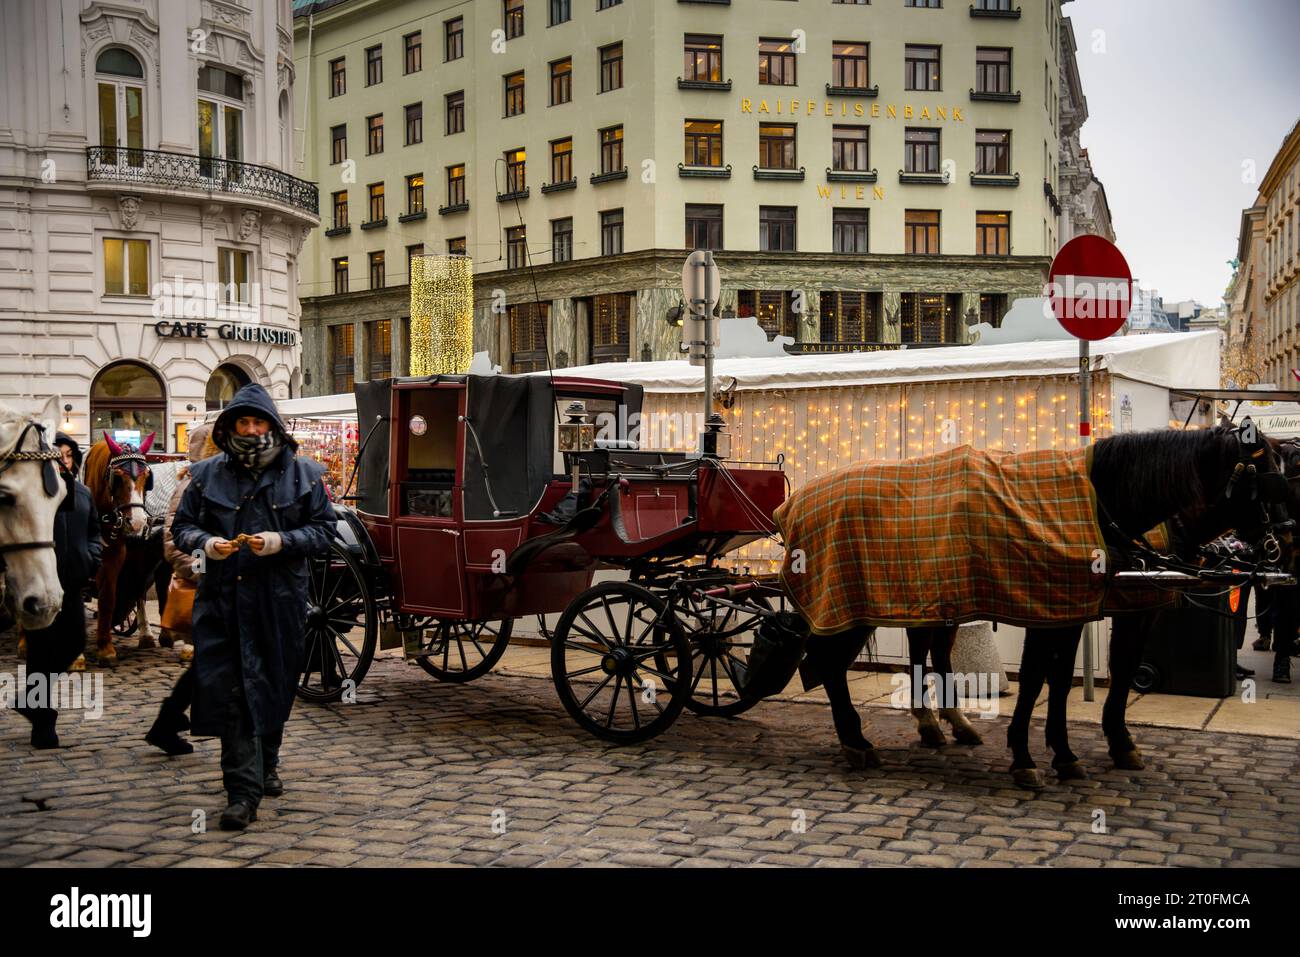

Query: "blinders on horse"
left=100, top=445, right=153, bottom=543
left=0, top=419, right=65, bottom=571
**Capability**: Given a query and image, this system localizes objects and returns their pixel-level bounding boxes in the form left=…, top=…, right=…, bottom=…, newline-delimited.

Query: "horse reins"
left=0, top=419, right=64, bottom=567
left=99, top=448, right=152, bottom=544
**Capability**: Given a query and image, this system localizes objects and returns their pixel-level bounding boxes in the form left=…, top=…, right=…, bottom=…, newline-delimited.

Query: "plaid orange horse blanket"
left=774, top=445, right=1120, bottom=633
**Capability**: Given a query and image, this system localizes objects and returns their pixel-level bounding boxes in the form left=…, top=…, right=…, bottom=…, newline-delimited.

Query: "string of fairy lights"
left=409, top=254, right=475, bottom=375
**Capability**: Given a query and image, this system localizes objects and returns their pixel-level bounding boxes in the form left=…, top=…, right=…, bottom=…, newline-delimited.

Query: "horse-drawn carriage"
left=298, top=372, right=797, bottom=742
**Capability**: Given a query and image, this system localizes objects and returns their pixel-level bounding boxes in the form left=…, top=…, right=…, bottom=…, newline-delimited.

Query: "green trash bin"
left=1130, top=594, right=1235, bottom=698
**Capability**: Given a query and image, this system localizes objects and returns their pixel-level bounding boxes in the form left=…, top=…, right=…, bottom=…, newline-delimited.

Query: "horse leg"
left=1008, top=628, right=1051, bottom=789
left=95, top=561, right=119, bottom=663
left=136, top=596, right=156, bottom=649
left=810, top=628, right=880, bottom=769
left=931, top=625, right=983, bottom=745
left=1103, top=614, right=1150, bottom=770
left=907, top=627, right=947, bottom=747
left=1044, top=626, right=1087, bottom=780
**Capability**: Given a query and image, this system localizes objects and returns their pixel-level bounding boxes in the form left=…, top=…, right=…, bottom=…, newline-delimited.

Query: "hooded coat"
left=162, top=422, right=218, bottom=579
left=49, top=433, right=101, bottom=591
left=171, top=384, right=337, bottom=737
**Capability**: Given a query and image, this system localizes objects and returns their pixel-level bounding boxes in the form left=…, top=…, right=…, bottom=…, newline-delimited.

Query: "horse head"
left=0, top=396, right=68, bottom=630
left=88, top=430, right=155, bottom=540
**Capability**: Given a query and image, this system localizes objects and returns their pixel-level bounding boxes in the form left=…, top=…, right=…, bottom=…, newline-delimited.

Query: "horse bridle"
left=100, top=448, right=152, bottom=544
left=0, top=419, right=65, bottom=569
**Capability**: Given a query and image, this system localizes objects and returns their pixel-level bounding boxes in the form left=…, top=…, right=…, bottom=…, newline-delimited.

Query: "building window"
left=550, top=58, right=573, bottom=105
left=504, top=0, right=524, bottom=40
left=591, top=293, right=631, bottom=363
left=600, top=125, right=624, bottom=173
left=552, top=218, right=573, bottom=263
left=509, top=302, right=549, bottom=373
left=506, top=225, right=527, bottom=269
left=832, top=42, right=869, bottom=89
left=601, top=209, right=624, bottom=256
left=979, top=293, right=1008, bottom=327
left=505, top=71, right=525, bottom=116
left=196, top=66, right=244, bottom=175
left=446, top=91, right=465, bottom=134
left=404, top=103, right=423, bottom=145
left=759, top=39, right=796, bottom=86
left=368, top=319, right=392, bottom=380
left=975, top=0, right=1014, bottom=10
left=904, top=128, right=939, bottom=173
left=369, top=251, right=385, bottom=289
left=832, top=125, right=869, bottom=172
left=832, top=209, right=869, bottom=253
left=445, top=17, right=464, bottom=61
left=406, top=173, right=424, bottom=214
left=505, top=147, right=526, bottom=193
left=448, top=237, right=467, bottom=256
left=759, top=123, right=797, bottom=170
left=332, top=257, right=349, bottom=295
left=820, top=291, right=882, bottom=343
left=550, top=138, right=573, bottom=184
left=365, top=45, right=382, bottom=86
left=599, top=42, right=624, bottom=93
left=900, top=293, right=959, bottom=343
left=329, top=57, right=345, bottom=97
left=550, top=0, right=571, bottom=26
left=976, top=48, right=1011, bottom=94
left=906, top=0, right=941, bottom=7
left=447, top=164, right=466, bottom=206
left=976, top=130, right=1011, bottom=174
left=103, top=237, right=149, bottom=296
left=905, top=209, right=941, bottom=254
left=366, top=113, right=383, bottom=154
left=759, top=206, right=796, bottom=251
left=684, top=120, right=723, bottom=167
left=597, top=0, right=622, bottom=8
left=332, top=190, right=348, bottom=229
left=404, top=32, right=422, bottom=74
left=367, top=182, right=385, bottom=223
left=330, top=124, right=347, bottom=164
left=330, top=324, right=354, bottom=392
left=217, top=247, right=252, bottom=304
left=686, top=204, right=723, bottom=251
left=738, top=290, right=796, bottom=339
left=976, top=211, right=1010, bottom=256
left=90, top=360, right=166, bottom=446
left=905, top=45, right=940, bottom=91
left=684, top=34, right=723, bottom=83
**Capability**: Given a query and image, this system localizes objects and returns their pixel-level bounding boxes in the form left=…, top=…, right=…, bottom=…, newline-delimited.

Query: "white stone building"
left=0, top=0, right=318, bottom=452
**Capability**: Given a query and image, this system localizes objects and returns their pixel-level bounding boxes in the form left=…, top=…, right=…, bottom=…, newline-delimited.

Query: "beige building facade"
left=295, top=0, right=1076, bottom=394
left=1258, top=118, right=1300, bottom=386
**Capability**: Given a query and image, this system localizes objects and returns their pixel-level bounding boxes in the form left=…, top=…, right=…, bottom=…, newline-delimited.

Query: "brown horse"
left=84, top=432, right=154, bottom=663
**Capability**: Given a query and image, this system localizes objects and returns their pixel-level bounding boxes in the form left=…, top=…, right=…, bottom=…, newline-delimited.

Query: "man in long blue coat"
left=172, top=383, right=336, bottom=830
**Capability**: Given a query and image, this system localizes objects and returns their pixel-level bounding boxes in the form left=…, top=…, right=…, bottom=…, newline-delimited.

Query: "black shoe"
left=1273, top=660, right=1292, bottom=684
left=1235, top=665, right=1255, bottom=679
left=219, top=801, right=258, bottom=831
left=145, top=713, right=194, bottom=756
left=262, top=768, right=283, bottom=798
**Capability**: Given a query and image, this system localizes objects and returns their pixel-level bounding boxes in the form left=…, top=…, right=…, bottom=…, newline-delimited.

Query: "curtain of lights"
left=409, top=254, right=474, bottom=375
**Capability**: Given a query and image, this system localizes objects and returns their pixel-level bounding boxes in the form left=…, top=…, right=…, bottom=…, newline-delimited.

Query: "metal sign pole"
left=1080, top=337, right=1095, bottom=702
left=699, top=250, right=715, bottom=423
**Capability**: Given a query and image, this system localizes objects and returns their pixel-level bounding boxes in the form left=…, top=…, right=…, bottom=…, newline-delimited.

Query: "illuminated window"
left=758, top=39, right=796, bottom=86
left=103, top=237, right=149, bottom=296
left=905, top=209, right=940, bottom=254
left=905, top=45, right=940, bottom=91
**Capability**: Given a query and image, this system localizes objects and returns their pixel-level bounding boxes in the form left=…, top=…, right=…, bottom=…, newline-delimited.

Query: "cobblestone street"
left=3, top=638, right=1299, bottom=868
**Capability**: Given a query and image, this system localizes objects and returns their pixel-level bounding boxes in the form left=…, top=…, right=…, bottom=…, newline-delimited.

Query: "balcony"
left=970, top=3, right=1022, bottom=17
left=85, top=146, right=318, bottom=221
left=826, top=84, right=879, bottom=99
left=753, top=166, right=805, bottom=182
left=680, top=164, right=732, bottom=179
left=438, top=201, right=470, bottom=215
left=678, top=77, right=733, bottom=92
left=540, top=179, right=577, bottom=194
left=496, top=187, right=530, bottom=203
left=899, top=170, right=949, bottom=185
left=970, top=88, right=1022, bottom=103
left=970, top=171, right=1020, bottom=187
left=590, top=168, right=629, bottom=185
left=827, top=168, right=878, bottom=183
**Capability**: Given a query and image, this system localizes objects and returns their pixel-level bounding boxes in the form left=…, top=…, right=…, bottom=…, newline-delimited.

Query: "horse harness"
left=100, top=447, right=153, bottom=545
left=0, top=419, right=65, bottom=570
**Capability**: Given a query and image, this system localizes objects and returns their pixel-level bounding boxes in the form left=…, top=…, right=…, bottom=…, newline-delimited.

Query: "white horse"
left=0, top=396, right=67, bottom=631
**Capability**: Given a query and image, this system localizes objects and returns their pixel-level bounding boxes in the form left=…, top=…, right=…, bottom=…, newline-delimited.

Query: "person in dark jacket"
left=18, top=433, right=102, bottom=749
left=171, top=384, right=336, bottom=830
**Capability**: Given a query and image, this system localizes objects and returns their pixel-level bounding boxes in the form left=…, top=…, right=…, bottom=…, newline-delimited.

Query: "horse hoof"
left=69, top=655, right=86, bottom=673
left=1054, top=761, right=1089, bottom=781
left=1111, top=750, right=1144, bottom=771
left=842, top=746, right=882, bottom=770
left=919, top=727, right=947, bottom=748
left=951, top=727, right=983, bottom=746
left=158, top=632, right=174, bottom=649
left=96, top=646, right=118, bottom=666
left=1012, top=768, right=1046, bottom=790
left=136, top=635, right=156, bottom=650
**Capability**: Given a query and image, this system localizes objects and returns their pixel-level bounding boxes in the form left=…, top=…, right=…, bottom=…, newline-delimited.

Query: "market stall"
left=277, top=394, right=360, bottom=503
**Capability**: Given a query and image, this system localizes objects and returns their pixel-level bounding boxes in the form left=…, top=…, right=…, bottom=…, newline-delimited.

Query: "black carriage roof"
left=352, top=373, right=645, bottom=519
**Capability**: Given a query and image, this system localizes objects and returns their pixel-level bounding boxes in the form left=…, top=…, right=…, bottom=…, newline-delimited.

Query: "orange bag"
left=160, top=575, right=197, bottom=634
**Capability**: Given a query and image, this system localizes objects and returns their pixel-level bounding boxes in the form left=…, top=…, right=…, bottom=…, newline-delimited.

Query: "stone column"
left=353, top=319, right=369, bottom=384
left=392, top=315, right=409, bottom=378
left=574, top=298, right=591, bottom=366
left=959, top=291, right=982, bottom=345
left=881, top=290, right=903, bottom=345
left=551, top=297, right=575, bottom=367
left=798, top=287, right=822, bottom=344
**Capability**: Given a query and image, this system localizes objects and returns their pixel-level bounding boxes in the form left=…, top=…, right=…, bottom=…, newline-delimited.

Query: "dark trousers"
left=20, top=595, right=87, bottom=731
left=1273, top=587, right=1298, bottom=674
left=157, top=666, right=194, bottom=722
left=219, top=688, right=282, bottom=807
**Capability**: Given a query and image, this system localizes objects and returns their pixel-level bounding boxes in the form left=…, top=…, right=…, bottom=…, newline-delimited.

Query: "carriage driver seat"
left=504, top=504, right=604, bottom=576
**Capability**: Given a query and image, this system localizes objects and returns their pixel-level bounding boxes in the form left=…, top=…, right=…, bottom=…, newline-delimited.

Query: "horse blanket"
left=774, top=445, right=1119, bottom=633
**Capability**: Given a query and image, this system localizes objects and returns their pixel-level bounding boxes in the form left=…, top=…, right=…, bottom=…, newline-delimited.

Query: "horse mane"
left=1090, top=426, right=1241, bottom=536
left=84, top=440, right=111, bottom=504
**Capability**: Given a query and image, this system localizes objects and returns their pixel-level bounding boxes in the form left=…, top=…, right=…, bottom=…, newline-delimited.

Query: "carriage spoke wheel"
left=297, top=539, right=378, bottom=704
left=551, top=581, right=692, bottom=744
left=415, top=618, right=513, bottom=683
left=680, top=589, right=777, bottom=718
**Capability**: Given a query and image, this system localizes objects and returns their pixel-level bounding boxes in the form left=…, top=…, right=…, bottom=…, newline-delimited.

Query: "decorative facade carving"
left=118, top=194, right=142, bottom=230
left=239, top=208, right=262, bottom=240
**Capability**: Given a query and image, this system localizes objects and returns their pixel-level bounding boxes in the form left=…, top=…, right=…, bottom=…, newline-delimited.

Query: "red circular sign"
left=1047, top=235, right=1133, bottom=340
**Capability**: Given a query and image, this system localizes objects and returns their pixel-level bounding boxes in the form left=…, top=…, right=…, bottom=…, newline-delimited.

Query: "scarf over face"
left=226, top=429, right=282, bottom=474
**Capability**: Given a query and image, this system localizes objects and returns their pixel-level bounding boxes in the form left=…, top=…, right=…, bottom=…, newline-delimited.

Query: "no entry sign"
left=1047, top=235, right=1133, bottom=340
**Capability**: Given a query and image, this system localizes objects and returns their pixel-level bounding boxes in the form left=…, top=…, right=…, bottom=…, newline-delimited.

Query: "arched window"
left=90, top=361, right=166, bottom=449
left=96, top=48, right=145, bottom=167
left=197, top=64, right=245, bottom=178
left=205, top=363, right=251, bottom=412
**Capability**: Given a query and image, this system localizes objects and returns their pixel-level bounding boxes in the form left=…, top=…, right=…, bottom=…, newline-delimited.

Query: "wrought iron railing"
left=86, top=146, right=319, bottom=217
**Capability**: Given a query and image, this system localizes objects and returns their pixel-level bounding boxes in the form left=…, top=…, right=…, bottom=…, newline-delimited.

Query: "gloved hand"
left=248, top=531, right=283, bottom=556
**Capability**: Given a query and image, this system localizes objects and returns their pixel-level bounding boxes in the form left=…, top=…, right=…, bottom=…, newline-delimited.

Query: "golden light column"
left=409, top=254, right=474, bottom=375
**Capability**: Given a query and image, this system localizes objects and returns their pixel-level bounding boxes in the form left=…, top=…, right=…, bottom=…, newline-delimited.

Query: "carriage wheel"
left=679, top=590, right=779, bottom=718
left=551, top=581, right=693, bottom=744
left=297, top=539, right=378, bottom=704
left=415, top=618, right=513, bottom=682
left=112, top=608, right=139, bottom=638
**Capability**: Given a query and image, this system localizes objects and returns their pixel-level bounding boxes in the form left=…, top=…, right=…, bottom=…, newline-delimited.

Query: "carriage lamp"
left=700, top=412, right=731, bottom=459
left=558, top=401, right=595, bottom=454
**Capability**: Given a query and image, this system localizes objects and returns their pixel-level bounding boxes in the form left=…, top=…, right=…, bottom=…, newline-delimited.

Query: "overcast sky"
left=1066, top=0, right=1300, bottom=307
